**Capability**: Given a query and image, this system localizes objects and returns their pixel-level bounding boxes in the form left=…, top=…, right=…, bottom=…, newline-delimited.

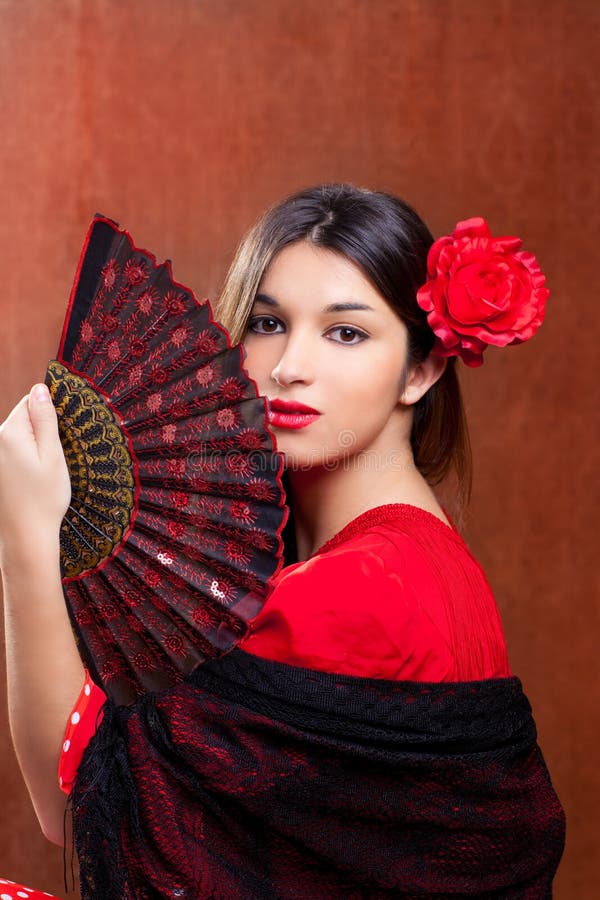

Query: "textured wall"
left=0, top=1, right=598, bottom=896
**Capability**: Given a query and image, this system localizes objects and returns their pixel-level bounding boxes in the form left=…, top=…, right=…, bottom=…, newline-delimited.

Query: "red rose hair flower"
left=416, top=217, right=549, bottom=367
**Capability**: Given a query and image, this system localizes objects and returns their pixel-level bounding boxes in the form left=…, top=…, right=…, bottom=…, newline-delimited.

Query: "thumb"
left=28, top=383, right=61, bottom=455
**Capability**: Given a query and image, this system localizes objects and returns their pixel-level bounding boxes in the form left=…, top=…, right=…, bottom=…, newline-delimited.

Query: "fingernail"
left=32, top=383, right=50, bottom=402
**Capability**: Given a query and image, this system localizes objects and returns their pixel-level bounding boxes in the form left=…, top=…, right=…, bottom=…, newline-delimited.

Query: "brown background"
left=1, top=0, right=598, bottom=896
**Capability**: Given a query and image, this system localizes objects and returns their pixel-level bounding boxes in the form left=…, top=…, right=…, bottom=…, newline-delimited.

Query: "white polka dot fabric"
left=0, top=879, right=59, bottom=899
left=58, top=672, right=107, bottom=795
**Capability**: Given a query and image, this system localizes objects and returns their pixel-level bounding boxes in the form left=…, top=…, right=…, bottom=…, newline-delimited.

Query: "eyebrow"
left=254, top=292, right=375, bottom=313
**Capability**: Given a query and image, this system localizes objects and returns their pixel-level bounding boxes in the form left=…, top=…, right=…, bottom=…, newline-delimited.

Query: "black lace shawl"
left=70, top=648, right=565, bottom=899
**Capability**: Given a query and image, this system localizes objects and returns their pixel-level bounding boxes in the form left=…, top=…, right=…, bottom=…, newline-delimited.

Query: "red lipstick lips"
left=269, top=399, right=320, bottom=414
left=267, top=398, right=321, bottom=429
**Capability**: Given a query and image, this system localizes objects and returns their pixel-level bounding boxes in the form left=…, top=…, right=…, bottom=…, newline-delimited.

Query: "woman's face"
left=242, top=241, right=413, bottom=471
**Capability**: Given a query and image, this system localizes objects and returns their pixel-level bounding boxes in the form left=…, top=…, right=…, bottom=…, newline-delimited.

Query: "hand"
left=0, top=383, right=71, bottom=565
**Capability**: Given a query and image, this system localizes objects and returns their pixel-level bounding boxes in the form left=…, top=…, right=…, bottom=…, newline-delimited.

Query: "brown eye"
left=328, top=326, right=368, bottom=345
left=248, top=316, right=283, bottom=334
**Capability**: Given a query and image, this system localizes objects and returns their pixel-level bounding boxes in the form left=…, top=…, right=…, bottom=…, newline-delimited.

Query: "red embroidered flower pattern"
left=124, top=259, right=149, bottom=285
left=145, top=569, right=162, bottom=587
left=101, top=258, right=119, bottom=290
left=416, top=217, right=549, bottom=367
left=130, top=338, right=146, bottom=357
left=246, top=478, right=277, bottom=502
left=126, top=614, right=146, bottom=634
left=225, top=454, right=255, bottom=478
left=147, top=392, right=162, bottom=412
left=107, top=339, right=121, bottom=361
left=136, top=287, right=159, bottom=314
left=195, top=363, right=215, bottom=387
left=220, top=377, right=245, bottom=402
left=195, top=451, right=220, bottom=472
left=151, top=366, right=169, bottom=385
left=192, top=606, right=214, bottom=628
left=225, top=540, right=253, bottom=566
left=129, top=363, right=143, bottom=384
left=152, top=593, right=170, bottom=613
left=170, top=491, right=189, bottom=509
left=248, top=529, right=274, bottom=552
left=132, top=651, right=154, bottom=671
left=230, top=500, right=257, bottom=525
left=170, top=324, right=191, bottom=348
left=123, top=589, right=142, bottom=608
left=237, top=428, right=265, bottom=450
left=99, top=601, right=120, bottom=621
left=216, top=408, right=238, bottom=431
left=209, top=578, right=235, bottom=603
left=164, top=291, right=187, bottom=316
left=202, top=533, right=222, bottom=554
left=162, top=423, right=178, bottom=443
left=166, top=570, right=188, bottom=590
left=167, top=458, right=187, bottom=477
left=167, top=520, right=186, bottom=538
left=80, top=321, right=94, bottom=343
left=196, top=330, right=220, bottom=356
left=102, top=313, right=119, bottom=333
left=165, top=633, right=185, bottom=655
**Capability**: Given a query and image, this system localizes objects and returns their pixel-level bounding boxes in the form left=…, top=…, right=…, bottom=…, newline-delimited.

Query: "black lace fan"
left=45, top=215, right=288, bottom=705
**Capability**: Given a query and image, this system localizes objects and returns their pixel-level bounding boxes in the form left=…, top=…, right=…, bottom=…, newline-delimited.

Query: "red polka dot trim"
left=0, top=879, right=60, bottom=899
left=58, top=671, right=106, bottom=795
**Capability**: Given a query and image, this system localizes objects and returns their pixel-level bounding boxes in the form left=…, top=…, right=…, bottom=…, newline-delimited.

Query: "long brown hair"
left=216, top=183, right=472, bottom=510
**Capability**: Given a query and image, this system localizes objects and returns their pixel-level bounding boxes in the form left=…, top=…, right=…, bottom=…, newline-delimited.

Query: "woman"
left=1, top=184, right=564, bottom=897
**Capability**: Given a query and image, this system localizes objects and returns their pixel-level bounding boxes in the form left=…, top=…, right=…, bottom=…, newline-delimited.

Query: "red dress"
left=59, top=503, right=511, bottom=793
left=0, top=881, right=59, bottom=899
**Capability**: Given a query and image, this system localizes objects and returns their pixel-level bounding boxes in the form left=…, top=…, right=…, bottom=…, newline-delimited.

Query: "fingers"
left=27, top=383, right=61, bottom=457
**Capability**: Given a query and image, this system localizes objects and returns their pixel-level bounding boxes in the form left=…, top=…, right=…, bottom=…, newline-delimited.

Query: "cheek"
left=322, top=364, right=402, bottom=449
left=333, top=353, right=402, bottom=410
left=242, top=340, right=270, bottom=388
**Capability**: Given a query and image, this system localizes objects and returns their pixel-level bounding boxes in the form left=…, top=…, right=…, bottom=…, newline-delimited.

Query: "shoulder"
left=243, top=505, right=510, bottom=681
left=275, top=505, right=475, bottom=593
left=243, top=512, right=459, bottom=678
left=266, top=504, right=498, bottom=634
left=274, top=530, right=404, bottom=596
left=266, top=508, right=466, bottom=617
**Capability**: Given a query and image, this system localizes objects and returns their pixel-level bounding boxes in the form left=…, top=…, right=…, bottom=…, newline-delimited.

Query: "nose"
left=270, top=330, right=315, bottom=388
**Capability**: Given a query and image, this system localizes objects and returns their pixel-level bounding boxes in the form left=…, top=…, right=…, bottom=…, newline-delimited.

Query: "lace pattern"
left=72, top=649, right=565, bottom=898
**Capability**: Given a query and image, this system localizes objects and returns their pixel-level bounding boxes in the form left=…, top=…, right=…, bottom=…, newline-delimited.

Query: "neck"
left=285, top=438, right=444, bottom=561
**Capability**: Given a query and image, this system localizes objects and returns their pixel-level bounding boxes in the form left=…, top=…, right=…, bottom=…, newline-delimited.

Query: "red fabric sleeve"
left=0, top=877, right=61, bottom=898
left=241, top=526, right=511, bottom=681
left=58, top=671, right=106, bottom=795
left=240, top=543, right=460, bottom=680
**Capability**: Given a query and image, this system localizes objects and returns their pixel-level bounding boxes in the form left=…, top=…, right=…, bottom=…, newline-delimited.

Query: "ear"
left=399, top=354, right=447, bottom=406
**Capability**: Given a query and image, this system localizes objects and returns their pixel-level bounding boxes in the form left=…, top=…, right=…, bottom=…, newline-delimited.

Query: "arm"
left=0, top=385, right=84, bottom=845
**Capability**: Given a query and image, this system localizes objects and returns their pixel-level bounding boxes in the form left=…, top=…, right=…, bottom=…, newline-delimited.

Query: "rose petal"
left=491, top=235, right=523, bottom=253
left=416, top=284, right=435, bottom=313
left=427, top=308, right=461, bottom=351
left=432, top=241, right=457, bottom=276
left=446, top=279, right=493, bottom=325
left=459, top=344, right=486, bottom=367
left=452, top=218, right=491, bottom=240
